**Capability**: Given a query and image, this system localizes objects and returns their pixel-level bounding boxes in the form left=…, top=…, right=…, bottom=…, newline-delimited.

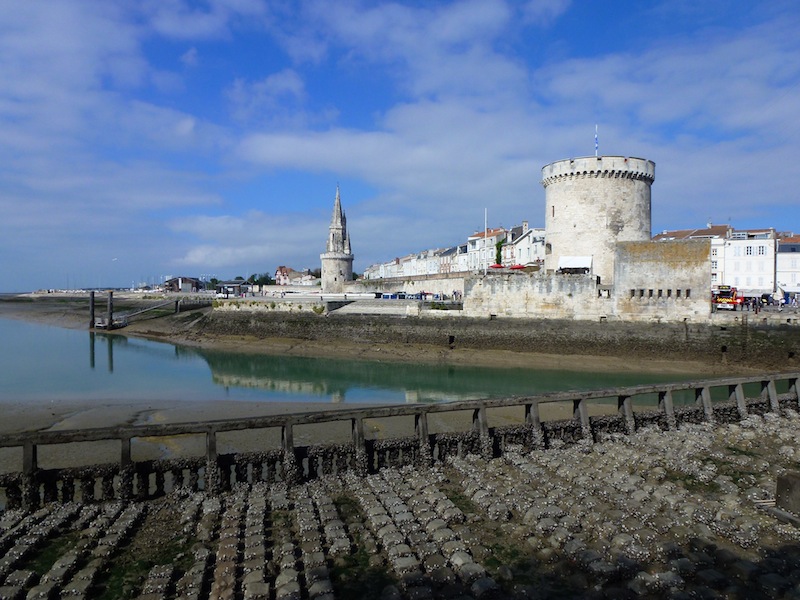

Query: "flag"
left=594, top=124, right=598, bottom=156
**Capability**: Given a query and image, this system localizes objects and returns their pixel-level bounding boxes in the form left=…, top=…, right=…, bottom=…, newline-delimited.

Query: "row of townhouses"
left=363, top=221, right=546, bottom=280
left=654, top=224, right=800, bottom=298
left=364, top=221, right=800, bottom=299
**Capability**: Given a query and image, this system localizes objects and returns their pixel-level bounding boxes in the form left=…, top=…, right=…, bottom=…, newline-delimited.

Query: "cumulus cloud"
left=1, top=0, right=799, bottom=290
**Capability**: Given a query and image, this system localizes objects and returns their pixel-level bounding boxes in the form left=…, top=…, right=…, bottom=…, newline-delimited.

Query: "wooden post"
left=280, top=422, right=300, bottom=484
left=762, top=379, right=780, bottom=412
left=525, top=401, right=545, bottom=448
left=205, top=429, right=220, bottom=492
left=730, top=383, right=747, bottom=418
left=573, top=398, right=592, bottom=439
left=790, top=377, right=800, bottom=407
left=659, top=390, right=676, bottom=430
left=22, top=441, right=38, bottom=510
left=697, top=386, right=714, bottom=421
left=107, top=290, right=113, bottom=328
left=89, top=290, right=95, bottom=329
left=119, top=436, right=133, bottom=500
left=618, top=395, right=634, bottom=434
left=352, top=418, right=368, bottom=476
left=472, top=406, right=492, bottom=459
left=415, top=413, right=431, bottom=467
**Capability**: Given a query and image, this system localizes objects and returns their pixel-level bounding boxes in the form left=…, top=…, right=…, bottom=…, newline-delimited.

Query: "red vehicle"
left=712, top=286, right=744, bottom=310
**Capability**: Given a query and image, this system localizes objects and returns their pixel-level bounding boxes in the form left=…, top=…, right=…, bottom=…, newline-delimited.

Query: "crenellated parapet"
left=541, top=156, right=655, bottom=188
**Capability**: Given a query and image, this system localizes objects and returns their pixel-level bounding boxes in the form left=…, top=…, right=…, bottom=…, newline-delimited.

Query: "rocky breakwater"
left=2, top=411, right=800, bottom=598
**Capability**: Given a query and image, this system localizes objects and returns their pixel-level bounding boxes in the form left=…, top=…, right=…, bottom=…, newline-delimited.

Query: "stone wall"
left=197, top=310, right=800, bottom=368
left=462, top=272, right=609, bottom=320
left=613, top=239, right=711, bottom=322
left=346, top=272, right=467, bottom=297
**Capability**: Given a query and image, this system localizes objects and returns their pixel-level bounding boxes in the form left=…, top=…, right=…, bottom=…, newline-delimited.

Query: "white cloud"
left=521, top=0, right=571, bottom=26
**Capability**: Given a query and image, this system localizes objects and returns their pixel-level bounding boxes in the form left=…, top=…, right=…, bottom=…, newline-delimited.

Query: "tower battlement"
left=541, top=156, right=655, bottom=188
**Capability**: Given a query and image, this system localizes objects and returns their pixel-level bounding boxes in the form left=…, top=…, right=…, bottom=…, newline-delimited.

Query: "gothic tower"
left=320, top=186, right=354, bottom=293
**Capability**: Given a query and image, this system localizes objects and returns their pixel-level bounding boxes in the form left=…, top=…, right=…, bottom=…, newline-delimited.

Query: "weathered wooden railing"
left=1, top=372, right=798, bottom=511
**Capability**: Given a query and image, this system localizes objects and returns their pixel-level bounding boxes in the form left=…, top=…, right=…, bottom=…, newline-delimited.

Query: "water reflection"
left=0, top=315, right=704, bottom=406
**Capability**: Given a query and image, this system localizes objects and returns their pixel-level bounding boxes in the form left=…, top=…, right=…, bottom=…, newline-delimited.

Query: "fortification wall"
left=346, top=272, right=466, bottom=297
left=462, top=272, right=609, bottom=320
left=541, top=156, right=655, bottom=285
left=196, top=310, right=800, bottom=368
left=614, top=239, right=711, bottom=321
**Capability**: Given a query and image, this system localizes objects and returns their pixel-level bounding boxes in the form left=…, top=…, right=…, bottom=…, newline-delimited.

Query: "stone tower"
left=540, top=156, right=655, bottom=285
left=320, top=186, right=354, bottom=293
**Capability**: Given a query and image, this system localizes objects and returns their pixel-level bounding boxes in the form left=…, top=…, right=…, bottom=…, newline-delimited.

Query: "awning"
left=778, top=285, right=800, bottom=294
left=558, top=256, right=592, bottom=270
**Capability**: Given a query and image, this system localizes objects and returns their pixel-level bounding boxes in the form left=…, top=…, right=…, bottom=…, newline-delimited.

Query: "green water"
left=0, top=316, right=705, bottom=407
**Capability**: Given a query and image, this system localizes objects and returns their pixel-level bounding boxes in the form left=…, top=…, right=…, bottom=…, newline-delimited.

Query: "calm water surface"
left=0, top=317, right=700, bottom=407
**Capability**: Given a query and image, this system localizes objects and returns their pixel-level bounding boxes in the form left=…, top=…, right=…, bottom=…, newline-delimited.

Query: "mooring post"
left=89, top=290, right=95, bottom=329
left=107, top=290, right=113, bottom=328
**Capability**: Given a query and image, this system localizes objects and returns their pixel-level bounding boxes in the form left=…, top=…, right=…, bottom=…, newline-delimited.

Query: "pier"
left=1, top=372, right=797, bottom=511
left=88, top=290, right=212, bottom=330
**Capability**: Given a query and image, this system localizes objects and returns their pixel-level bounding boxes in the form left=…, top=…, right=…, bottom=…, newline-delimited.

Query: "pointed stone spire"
left=320, top=185, right=354, bottom=293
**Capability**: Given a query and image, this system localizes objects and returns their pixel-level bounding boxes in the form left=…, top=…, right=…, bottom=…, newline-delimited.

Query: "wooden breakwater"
left=1, top=372, right=798, bottom=512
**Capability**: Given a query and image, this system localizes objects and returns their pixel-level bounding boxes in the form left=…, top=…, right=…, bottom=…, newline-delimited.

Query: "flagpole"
left=484, top=208, right=488, bottom=276
left=595, top=124, right=598, bottom=157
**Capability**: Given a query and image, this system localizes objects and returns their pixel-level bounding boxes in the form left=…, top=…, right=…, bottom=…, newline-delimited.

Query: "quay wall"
left=195, top=309, right=800, bottom=369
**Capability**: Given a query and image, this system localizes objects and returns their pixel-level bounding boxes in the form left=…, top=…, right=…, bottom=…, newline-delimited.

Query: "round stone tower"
left=540, top=155, right=655, bottom=285
left=320, top=186, right=354, bottom=293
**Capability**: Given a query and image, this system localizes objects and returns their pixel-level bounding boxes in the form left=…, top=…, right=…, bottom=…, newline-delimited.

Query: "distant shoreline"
left=0, top=292, right=756, bottom=376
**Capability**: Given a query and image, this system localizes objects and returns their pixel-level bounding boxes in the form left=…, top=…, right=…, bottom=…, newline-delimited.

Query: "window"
left=734, top=246, right=741, bottom=257
left=758, top=245, right=766, bottom=256
left=711, top=273, right=718, bottom=283
left=686, top=289, right=691, bottom=298
left=711, top=260, right=717, bottom=269
left=711, top=248, right=718, bottom=257
left=677, top=289, right=682, bottom=297
left=746, top=246, right=753, bottom=256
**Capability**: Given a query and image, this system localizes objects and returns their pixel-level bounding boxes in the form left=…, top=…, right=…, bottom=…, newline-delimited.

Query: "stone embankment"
left=3, top=412, right=800, bottom=599
left=193, top=308, right=800, bottom=369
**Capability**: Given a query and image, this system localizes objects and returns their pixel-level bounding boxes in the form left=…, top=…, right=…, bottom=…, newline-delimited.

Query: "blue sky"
left=1, top=1, right=799, bottom=291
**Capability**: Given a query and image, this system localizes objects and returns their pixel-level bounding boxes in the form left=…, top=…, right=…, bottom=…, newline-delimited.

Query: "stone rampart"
left=193, top=309, right=800, bottom=368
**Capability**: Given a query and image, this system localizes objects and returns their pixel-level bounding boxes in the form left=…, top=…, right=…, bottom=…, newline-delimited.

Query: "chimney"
left=523, top=220, right=529, bottom=233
